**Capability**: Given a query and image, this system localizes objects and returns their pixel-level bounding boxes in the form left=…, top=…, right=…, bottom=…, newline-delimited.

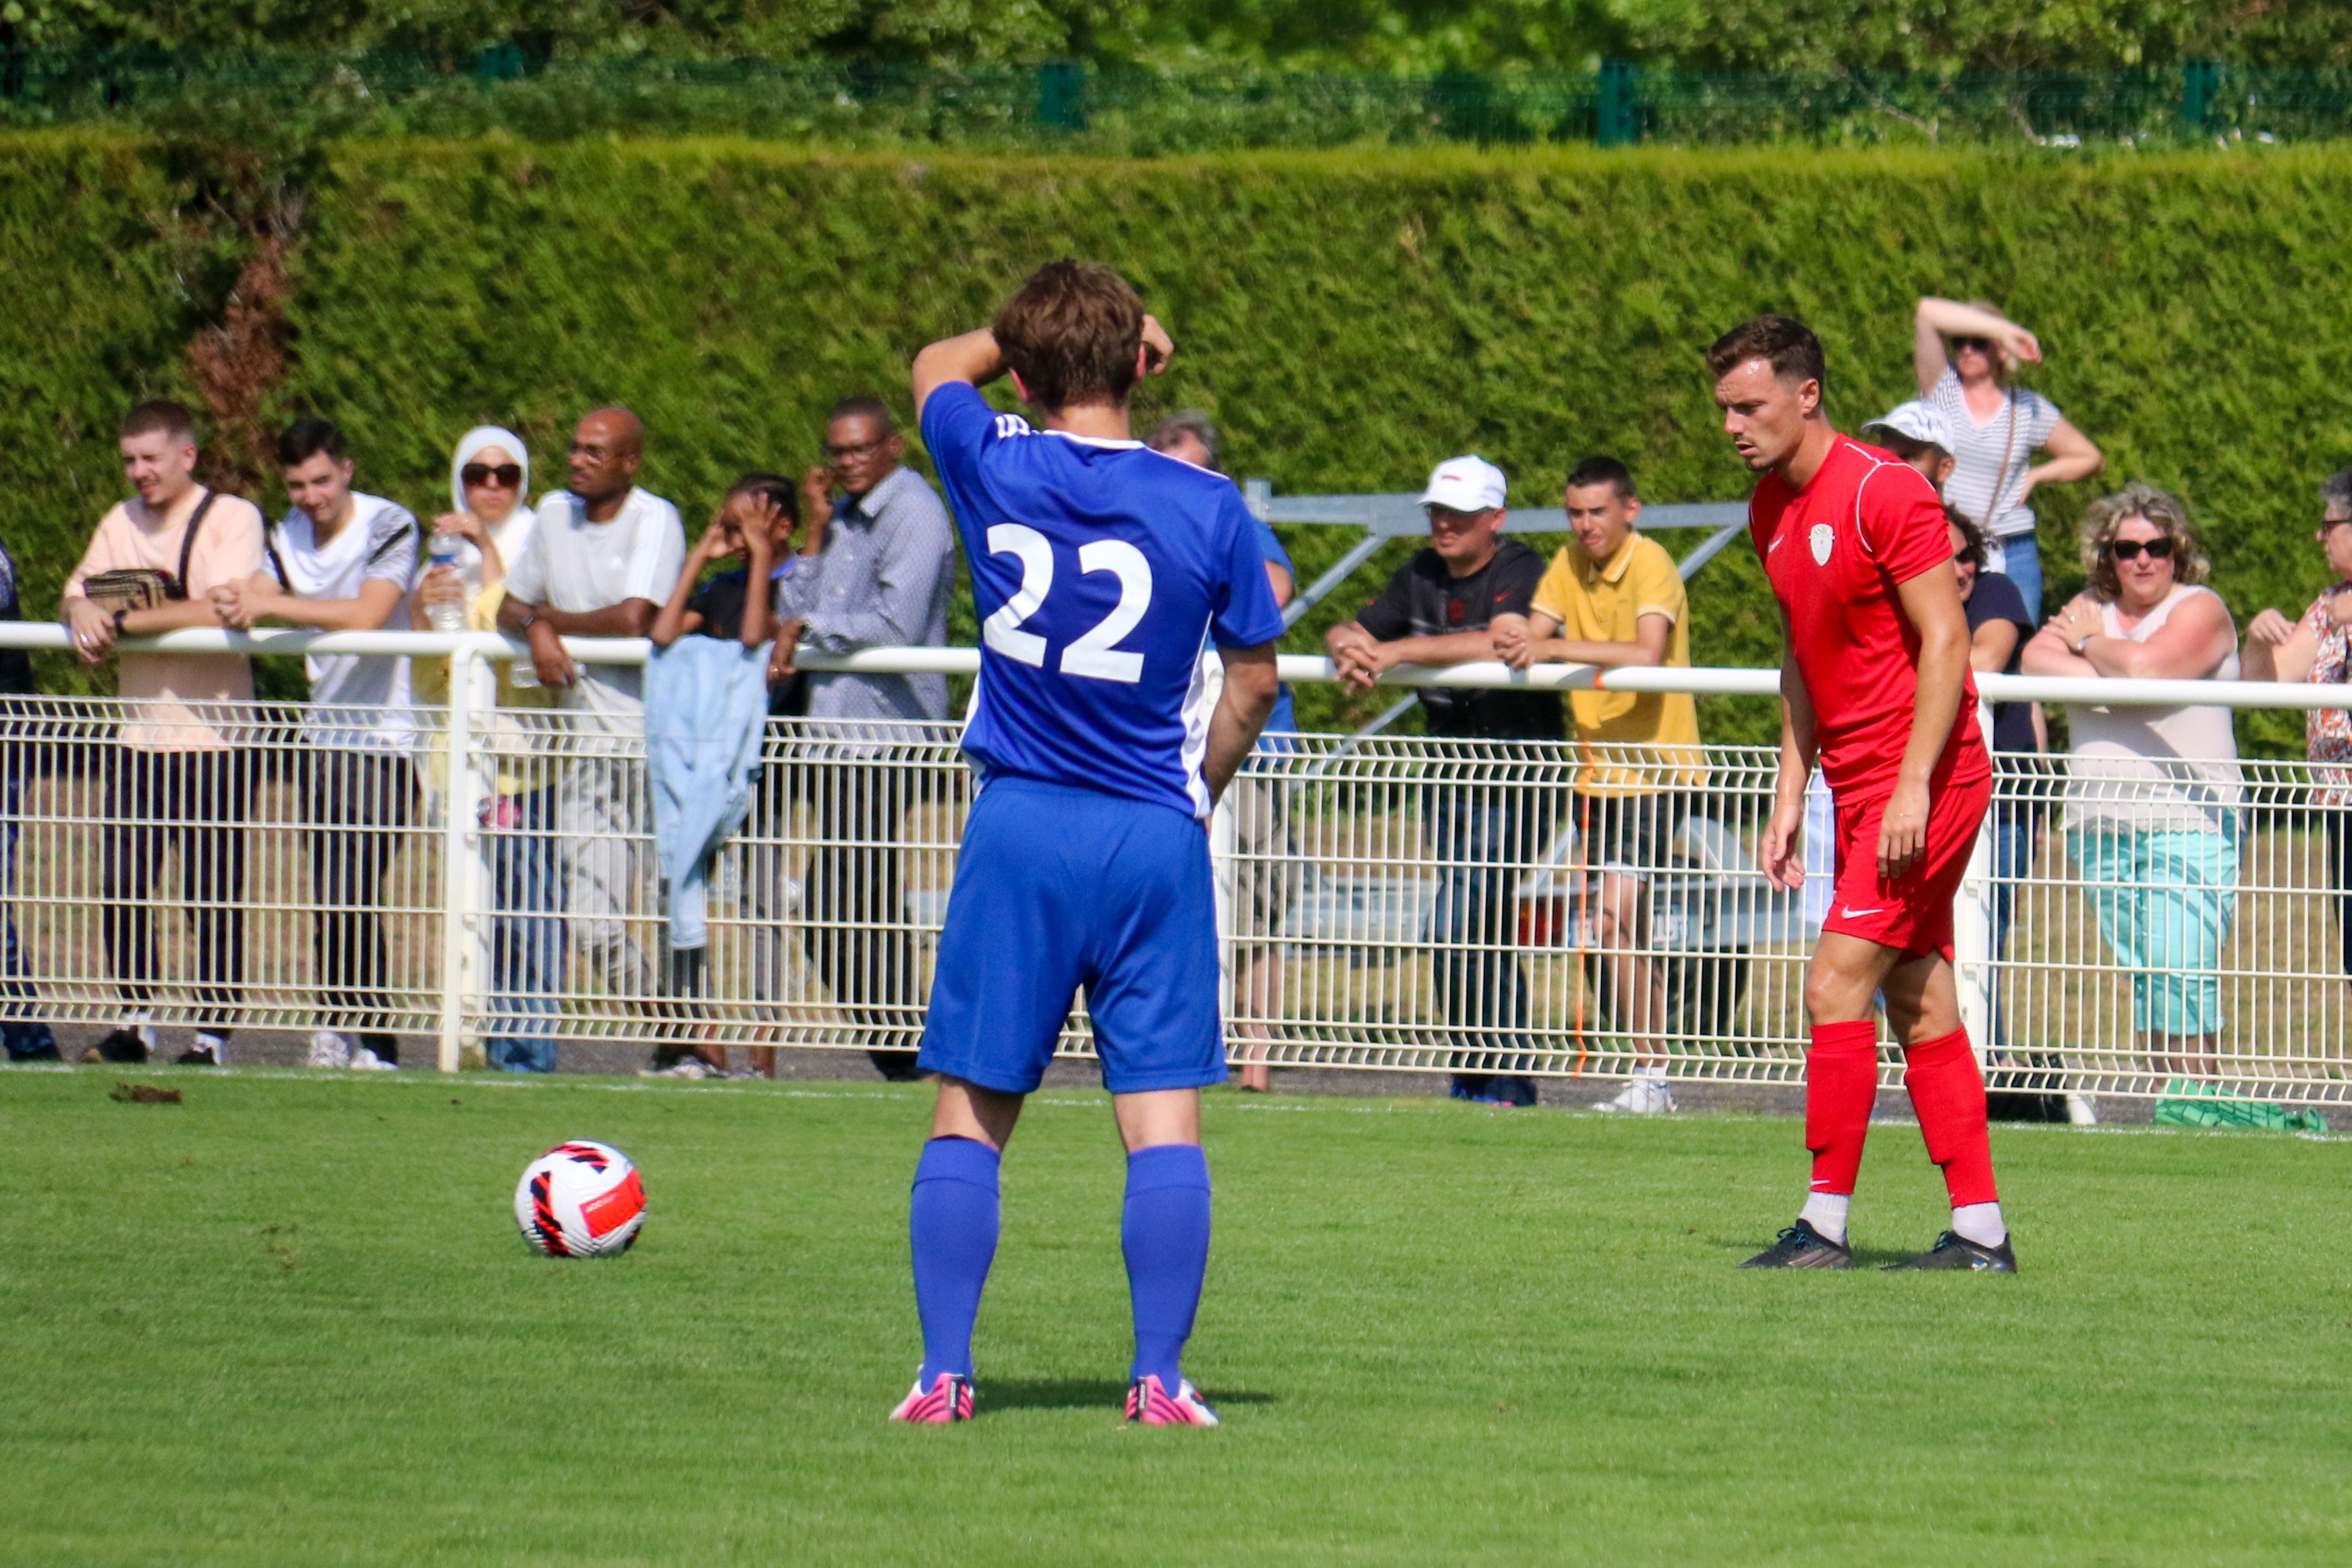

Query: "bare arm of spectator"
left=796, top=503, right=953, bottom=653
left=2039, top=591, right=2235, bottom=681
left=2229, top=597, right=2324, bottom=681
left=214, top=573, right=405, bottom=633
left=1322, top=619, right=1496, bottom=694
left=1968, top=615, right=2019, bottom=674
left=2022, top=419, right=2103, bottom=502
left=1495, top=607, right=1672, bottom=671
left=1913, top=298, right=2043, bottom=396
left=1200, top=642, right=1279, bottom=806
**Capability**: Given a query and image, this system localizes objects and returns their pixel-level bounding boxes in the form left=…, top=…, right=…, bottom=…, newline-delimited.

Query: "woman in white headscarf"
left=410, top=425, right=564, bottom=1071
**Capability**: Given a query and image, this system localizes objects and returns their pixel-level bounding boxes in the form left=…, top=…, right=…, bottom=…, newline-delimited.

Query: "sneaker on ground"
left=1125, top=1374, right=1220, bottom=1427
left=1739, top=1218, right=1853, bottom=1270
left=175, top=1042, right=224, bottom=1067
left=308, top=1030, right=354, bottom=1069
left=94, top=1026, right=150, bottom=1065
left=1593, top=1075, right=1676, bottom=1115
left=640, top=1060, right=710, bottom=1080
left=7, top=1042, right=65, bottom=1064
left=1882, top=1231, right=2017, bottom=1272
left=349, top=1048, right=397, bottom=1071
left=888, top=1372, right=974, bottom=1424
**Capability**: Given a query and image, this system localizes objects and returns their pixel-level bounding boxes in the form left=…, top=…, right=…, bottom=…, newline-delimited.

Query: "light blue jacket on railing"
left=645, top=636, right=774, bottom=951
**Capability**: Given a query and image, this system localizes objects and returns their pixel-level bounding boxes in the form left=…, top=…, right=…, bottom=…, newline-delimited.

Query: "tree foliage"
left=3, top=1, right=2348, bottom=71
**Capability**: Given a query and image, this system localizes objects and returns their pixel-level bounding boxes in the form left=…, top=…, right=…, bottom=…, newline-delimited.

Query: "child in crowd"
left=644, top=474, right=802, bottom=1077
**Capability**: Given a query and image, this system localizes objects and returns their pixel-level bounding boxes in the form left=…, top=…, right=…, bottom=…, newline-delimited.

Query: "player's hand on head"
left=1139, top=314, right=1174, bottom=376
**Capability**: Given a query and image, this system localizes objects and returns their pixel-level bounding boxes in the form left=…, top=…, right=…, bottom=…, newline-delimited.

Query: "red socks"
left=1902, top=1028, right=2000, bottom=1208
left=1804, top=1020, right=1880, bottom=1197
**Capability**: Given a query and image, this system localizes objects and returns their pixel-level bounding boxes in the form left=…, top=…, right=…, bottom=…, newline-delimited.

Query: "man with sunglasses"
left=1713, top=314, right=2013, bottom=1273
left=1326, top=456, right=1563, bottom=1107
left=781, top=393, right=955, bottom=1081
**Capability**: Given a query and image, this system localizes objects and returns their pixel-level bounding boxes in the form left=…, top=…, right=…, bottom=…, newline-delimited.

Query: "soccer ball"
left=514, top=1140, right=646, bottom=1257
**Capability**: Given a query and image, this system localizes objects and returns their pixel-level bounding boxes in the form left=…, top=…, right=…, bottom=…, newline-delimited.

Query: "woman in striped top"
left=1913, top=297, right=2105, bottom=617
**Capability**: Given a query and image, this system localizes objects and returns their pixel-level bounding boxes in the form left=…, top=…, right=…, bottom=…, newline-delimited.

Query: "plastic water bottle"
left=425, top=528, right=468, bottom=634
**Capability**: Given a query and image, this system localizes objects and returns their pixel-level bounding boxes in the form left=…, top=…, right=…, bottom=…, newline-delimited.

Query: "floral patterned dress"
left=2305, top=588, right=2352, bottom=808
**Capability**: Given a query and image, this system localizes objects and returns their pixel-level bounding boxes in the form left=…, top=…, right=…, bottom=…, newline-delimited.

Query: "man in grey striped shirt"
left=783, top=393, right=956, bottom=1078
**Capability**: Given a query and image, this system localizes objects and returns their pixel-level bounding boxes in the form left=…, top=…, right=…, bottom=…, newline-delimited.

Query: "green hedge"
left=13, top=136, right=2352, bottom=752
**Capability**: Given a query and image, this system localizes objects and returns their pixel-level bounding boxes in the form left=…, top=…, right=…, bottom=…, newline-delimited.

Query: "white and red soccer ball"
left=514, top=1140, right=646, bottom=1257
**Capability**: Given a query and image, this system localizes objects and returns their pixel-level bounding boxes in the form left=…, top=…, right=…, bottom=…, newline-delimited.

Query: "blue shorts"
left=919, top=777, right=1226, bottom=1096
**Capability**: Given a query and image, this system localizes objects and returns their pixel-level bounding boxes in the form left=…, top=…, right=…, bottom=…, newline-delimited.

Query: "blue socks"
left=1122, top=1144, right=1212, bottom=1391
left=909, top=1136, right=1001, bottom=1385
left=909, top=1137, right=1212, bottom=1392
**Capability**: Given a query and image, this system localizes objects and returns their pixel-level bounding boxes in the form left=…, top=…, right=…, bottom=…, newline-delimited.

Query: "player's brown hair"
left=1705, top=315, right=1828, bottom=391
left=993, top=260, right=1146, bottom=413
left=120, top=399, right=198, bottom=445
left=2079, top=482, right=2211, bottom=600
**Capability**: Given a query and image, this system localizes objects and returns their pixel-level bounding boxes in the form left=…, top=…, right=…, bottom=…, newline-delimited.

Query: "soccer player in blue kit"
left=888, top=262, right=1285, bottom=1426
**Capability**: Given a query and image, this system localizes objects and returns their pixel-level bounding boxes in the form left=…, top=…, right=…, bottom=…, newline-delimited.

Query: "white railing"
left=3, top=623, right=2348, bottom=1103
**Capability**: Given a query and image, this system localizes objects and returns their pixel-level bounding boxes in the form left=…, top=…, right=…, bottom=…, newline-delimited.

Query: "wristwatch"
left=516, top=609, right=538, bottom=636
left=2071, top=630, right=2095, bottom=655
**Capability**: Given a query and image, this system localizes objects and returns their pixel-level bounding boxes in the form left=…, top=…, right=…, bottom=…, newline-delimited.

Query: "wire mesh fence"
left=3, top=50, right=2349, bottom=150
left=6, top=642, right=2351, bottom=1103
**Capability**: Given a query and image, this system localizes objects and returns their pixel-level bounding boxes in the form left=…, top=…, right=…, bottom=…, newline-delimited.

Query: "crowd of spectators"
left=6, top=301, right=2352, bottom=1102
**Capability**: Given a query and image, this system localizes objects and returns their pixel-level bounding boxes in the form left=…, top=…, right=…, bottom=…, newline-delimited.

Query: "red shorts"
left=1821, top=771, right=1992, bottom=961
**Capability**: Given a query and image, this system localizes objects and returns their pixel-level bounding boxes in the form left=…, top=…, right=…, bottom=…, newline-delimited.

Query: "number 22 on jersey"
left=982, top=522, right=1154, bottom=684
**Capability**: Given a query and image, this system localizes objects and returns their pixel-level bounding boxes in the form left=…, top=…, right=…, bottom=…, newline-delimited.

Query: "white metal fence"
left=5, top=625, right=2350, bottom=1102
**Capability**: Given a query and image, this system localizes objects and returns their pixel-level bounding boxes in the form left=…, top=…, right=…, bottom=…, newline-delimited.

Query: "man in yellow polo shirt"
left=1492, top=456, right=1704, bottom=1115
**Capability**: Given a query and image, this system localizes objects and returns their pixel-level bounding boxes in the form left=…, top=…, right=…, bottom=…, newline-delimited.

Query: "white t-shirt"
left=1928, top=368, right=2063, bottom=540
left=505, top=487, right=685, bottom=723
left=268, top=493, right=420, bottom=751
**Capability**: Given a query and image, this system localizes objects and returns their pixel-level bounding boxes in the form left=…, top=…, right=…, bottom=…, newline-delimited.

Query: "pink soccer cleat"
left=1125, top=1375, right=1220, bottom=1427
left=889, top=1372, right=974, bottom=1424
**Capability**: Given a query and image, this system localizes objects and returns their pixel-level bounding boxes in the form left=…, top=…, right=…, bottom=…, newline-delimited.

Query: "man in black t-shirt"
left=1327, top=456, right=1563, bottom=1105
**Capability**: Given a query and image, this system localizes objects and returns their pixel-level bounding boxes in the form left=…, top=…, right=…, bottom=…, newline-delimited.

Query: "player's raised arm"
left=910, top=329, right=1006, bottom=419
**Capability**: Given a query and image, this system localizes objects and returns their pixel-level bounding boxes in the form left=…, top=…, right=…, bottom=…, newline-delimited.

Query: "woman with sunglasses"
left=410, top=426, right=565, bottom=1071
left=2023, top=484, right=2242, bottom=1098
left=1914, top=298, right=2104, bottom=617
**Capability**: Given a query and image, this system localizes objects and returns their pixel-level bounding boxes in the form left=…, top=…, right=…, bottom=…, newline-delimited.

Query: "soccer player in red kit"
left=1709, top=316, right=2016, bottom=1272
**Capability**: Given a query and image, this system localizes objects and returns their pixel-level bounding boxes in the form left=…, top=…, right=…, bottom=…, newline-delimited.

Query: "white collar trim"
left=1044, top=429, right=1144, bottom=451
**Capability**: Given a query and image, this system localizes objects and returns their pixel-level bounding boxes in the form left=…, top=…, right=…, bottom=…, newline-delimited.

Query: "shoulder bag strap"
left=173, top=488, right=220, bottom=596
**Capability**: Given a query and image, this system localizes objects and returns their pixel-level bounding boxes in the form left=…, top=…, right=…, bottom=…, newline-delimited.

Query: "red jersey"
left=1749, top=435, right=1988, bottom=798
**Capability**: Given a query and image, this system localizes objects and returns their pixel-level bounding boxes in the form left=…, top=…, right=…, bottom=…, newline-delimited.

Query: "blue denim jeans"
left=1, top=762, right=57, bottom=1059
left=486, top=787, right=564, bottom=1072
left=1990, top=532, right=2042, bottom=619
left=1425, top=785, right=1552, bottom=1104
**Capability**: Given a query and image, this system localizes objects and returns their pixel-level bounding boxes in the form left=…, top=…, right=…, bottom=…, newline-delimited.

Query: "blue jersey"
left=922, top=383, right=1285, bottom=818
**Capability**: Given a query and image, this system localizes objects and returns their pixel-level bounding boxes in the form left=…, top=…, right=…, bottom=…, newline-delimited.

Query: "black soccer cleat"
left=1739, top=1218, right=1853, bottom=1269
left=1882, top=1231, right=2017, bottom=1272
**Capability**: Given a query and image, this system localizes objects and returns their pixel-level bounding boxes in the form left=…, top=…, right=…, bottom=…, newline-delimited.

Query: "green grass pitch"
left=4, top=1069, right=2350, bottom=1565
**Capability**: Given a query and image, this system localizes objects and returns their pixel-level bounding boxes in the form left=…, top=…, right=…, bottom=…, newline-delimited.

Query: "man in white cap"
left=1859, top=401, right=1957, bottom=493
left=1327, top=455, right=1561, bottom=1106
